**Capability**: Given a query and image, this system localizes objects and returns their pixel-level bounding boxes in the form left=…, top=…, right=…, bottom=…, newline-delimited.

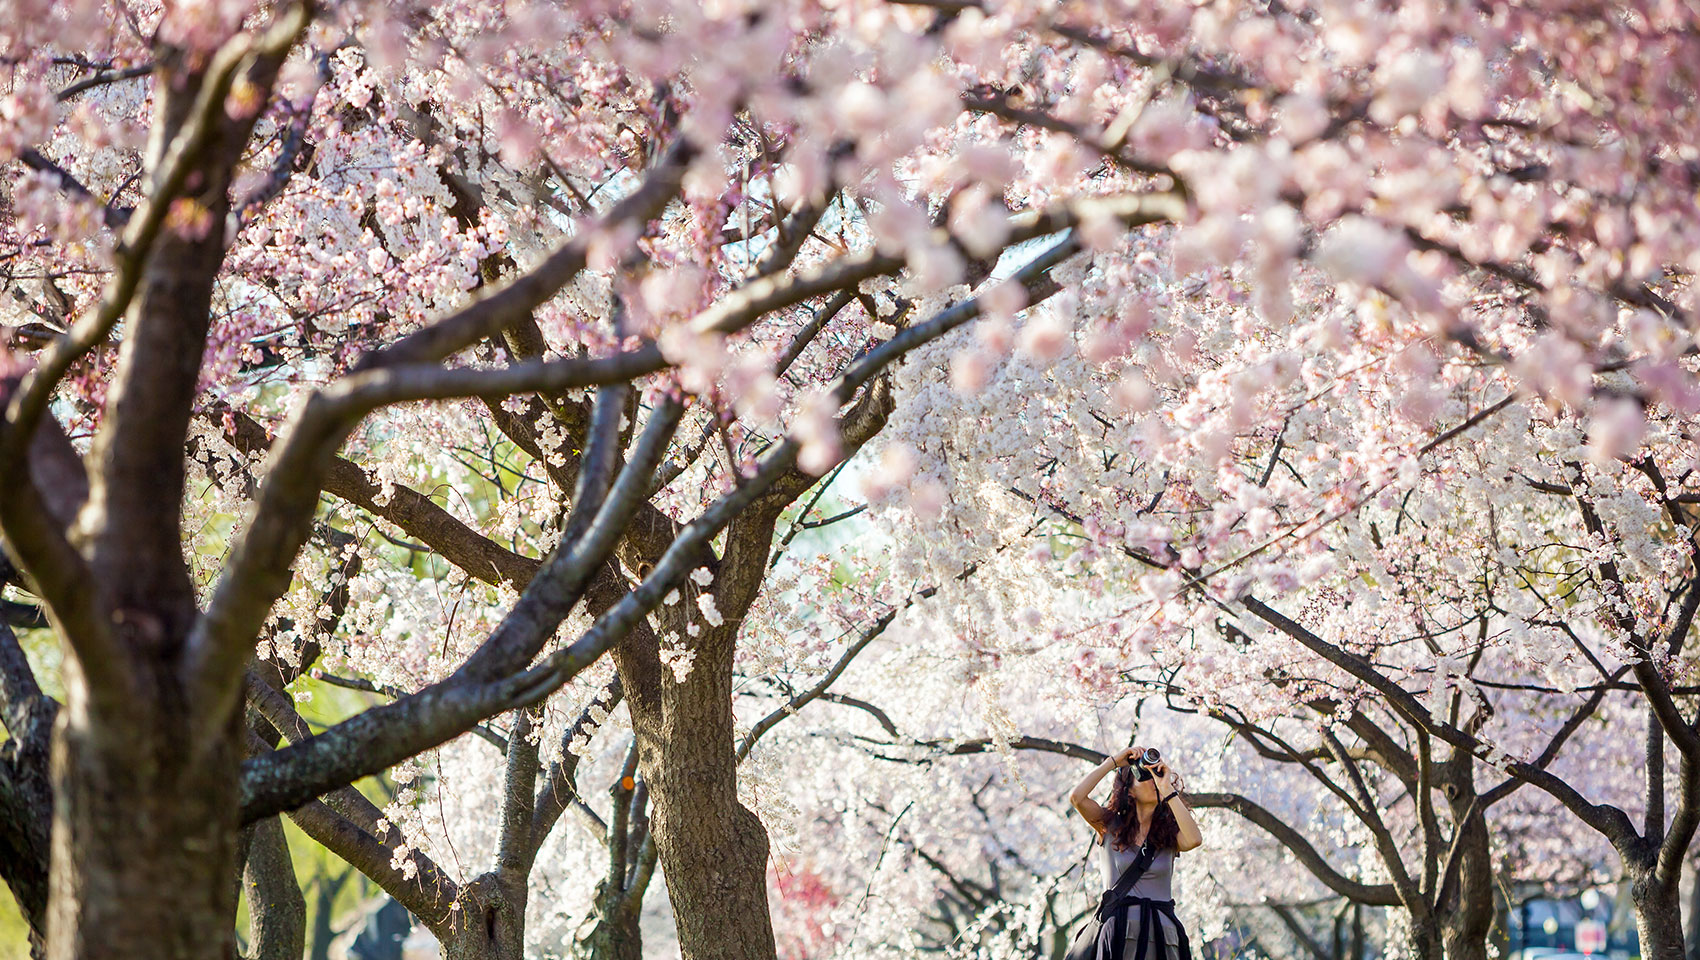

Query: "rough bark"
left=243, top=817, right=306, bottom=960
left=440, top=873, right=528, bottom=960
left=1437, top=783, right=1495, bottom=960
left=1636, top=878, right=1688, bottom=960
left=46, top=692, right=245, bottom=960
left=613, top=514, right=784, bottom=960
left=575, top=903, right=643, bottom=960
left=0, top=621, right=55, bottom=956
left=1406, top=917, right=1445, bottom=960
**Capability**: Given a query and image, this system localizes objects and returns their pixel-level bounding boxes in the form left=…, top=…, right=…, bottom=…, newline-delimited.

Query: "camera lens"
left=1140, top=747, right=1161, bottom=766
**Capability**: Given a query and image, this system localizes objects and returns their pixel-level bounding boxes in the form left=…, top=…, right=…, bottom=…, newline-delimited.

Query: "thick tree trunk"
left=1634, top=877, right=1687, bottom=960
left=37, top=38, right=264, bottom=960
left=440, top=873, right=527, bottom=960
left=243, top=817, right=306, bottom=960
left=1439, top=795, right=1496, bottom=960
left=45, top=680, right=243, bottom=960
left=1442, top=916, right=1490, bottom=960
left=51, top=210, right=241, bottom=948
left=614, top=518, right=782, bottom=960
left=621, top=631, right=776, bottom=960
left=1407, top=917, right=1446, bottom=960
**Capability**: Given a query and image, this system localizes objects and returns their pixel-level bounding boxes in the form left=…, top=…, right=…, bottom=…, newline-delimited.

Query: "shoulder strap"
left=1095, top=840, right=1158, bottom=919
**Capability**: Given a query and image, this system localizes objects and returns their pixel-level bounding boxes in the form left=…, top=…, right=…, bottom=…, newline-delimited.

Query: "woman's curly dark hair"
left=1104, top=765, right=1187, bottom=853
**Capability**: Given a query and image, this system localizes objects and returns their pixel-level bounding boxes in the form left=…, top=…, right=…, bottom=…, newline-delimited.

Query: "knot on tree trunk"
left=442, top=873, right=525, bottom=960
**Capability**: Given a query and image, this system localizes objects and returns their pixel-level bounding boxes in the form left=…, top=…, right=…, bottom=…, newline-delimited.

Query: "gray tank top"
left=1099, top=835, right=1176, bottom=901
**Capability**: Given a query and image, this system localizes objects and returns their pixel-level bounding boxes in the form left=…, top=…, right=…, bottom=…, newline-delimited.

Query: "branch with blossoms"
left=188, top=144, right=701, bottom=716
left=6, top=1, right=1699, bottom=957
left=232, top=206, right=1169, bottom=822
left=907, top=0, right=1696, bottom=413
left=1234, top=593, right=1692, bottom=878
left=198, top=181, right=1184, bottom=741
left=0, top=6, right=313, bottom=718
left=852, top=726, right=1400, bottom=908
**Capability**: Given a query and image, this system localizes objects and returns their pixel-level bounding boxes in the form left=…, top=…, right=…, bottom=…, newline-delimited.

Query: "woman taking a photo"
left=1069, top=746, right=1204, bottom=960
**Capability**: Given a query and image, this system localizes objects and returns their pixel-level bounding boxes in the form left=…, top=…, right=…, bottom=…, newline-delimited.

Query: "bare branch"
left=1478, top=667, right=1628, bottom=807
left=314, top=674, right=509, bottom=752
left=17, top=149, right=131, bottom=228
left=737, top=587, right=924, bottom=760
left=1187, top=792, right=1401, bottom=907
left=1238, top=593, right=1641, bottom=845
left=55, top=64, right=152, bottom=102
left=220, top=408, right=539, bottom=587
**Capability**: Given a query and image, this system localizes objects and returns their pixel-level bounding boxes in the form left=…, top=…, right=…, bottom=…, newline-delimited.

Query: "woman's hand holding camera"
left=1112, top=747, right=1141, bottom=768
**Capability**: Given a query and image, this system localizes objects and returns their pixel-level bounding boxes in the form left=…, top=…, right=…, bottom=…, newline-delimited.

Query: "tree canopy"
left=0, top=1, right=1697, bottom=959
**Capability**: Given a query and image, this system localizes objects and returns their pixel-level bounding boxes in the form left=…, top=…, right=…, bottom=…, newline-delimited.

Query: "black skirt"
left=1095, top=896, right=1193, bottom=960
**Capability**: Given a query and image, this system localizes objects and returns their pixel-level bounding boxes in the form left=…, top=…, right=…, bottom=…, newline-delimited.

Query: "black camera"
left=1132, top=747, right=1161, bottom=782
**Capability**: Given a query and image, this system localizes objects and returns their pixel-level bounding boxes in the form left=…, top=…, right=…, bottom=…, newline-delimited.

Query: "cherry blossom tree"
left=762, top=367, right=1683, bottom=960
left=0, top=0, right=1168, bottom=956
left=843, top=262, right=1698, bottom=959
left=3, top=1, right=1698, bottom=960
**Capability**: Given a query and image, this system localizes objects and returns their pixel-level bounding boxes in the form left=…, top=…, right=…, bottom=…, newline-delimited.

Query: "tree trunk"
left=575, top=903, right=643, bottom=960
left=1439, top=794, right=1496, bottom=960
left=0, top=624, right=55, bottom=955
left=243, top=817, right=306, bottom=960
left=1351, top=902, right=1364, bottom=960
left=307, top=870, right=352, bottom=960
left=614, top=519, right=781, bottom=960
left=37, top=36, right=274, bottom=960
left=1634, top=876, right=1687, bottom=960
left=440, top=873, right=527, bottom=960
left=1407, top=916, right=1446, bottom=960
left=1685, top=852, right=1700, bottom=960
left=1442, top=919, right=1490, bottom=960
left=45, top=680, right=244, bottom=960
left=620, top=628, right=776, bottom=960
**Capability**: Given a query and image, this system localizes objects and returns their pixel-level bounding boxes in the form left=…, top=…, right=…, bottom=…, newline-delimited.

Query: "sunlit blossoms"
left=1, top=1, right=1697, bottom=960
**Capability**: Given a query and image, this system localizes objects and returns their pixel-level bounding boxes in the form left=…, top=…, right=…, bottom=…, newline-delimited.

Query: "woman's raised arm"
left=1154, top=762, right=1204, bottom=851
left=1070, top=747, right=1135, bottom=834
